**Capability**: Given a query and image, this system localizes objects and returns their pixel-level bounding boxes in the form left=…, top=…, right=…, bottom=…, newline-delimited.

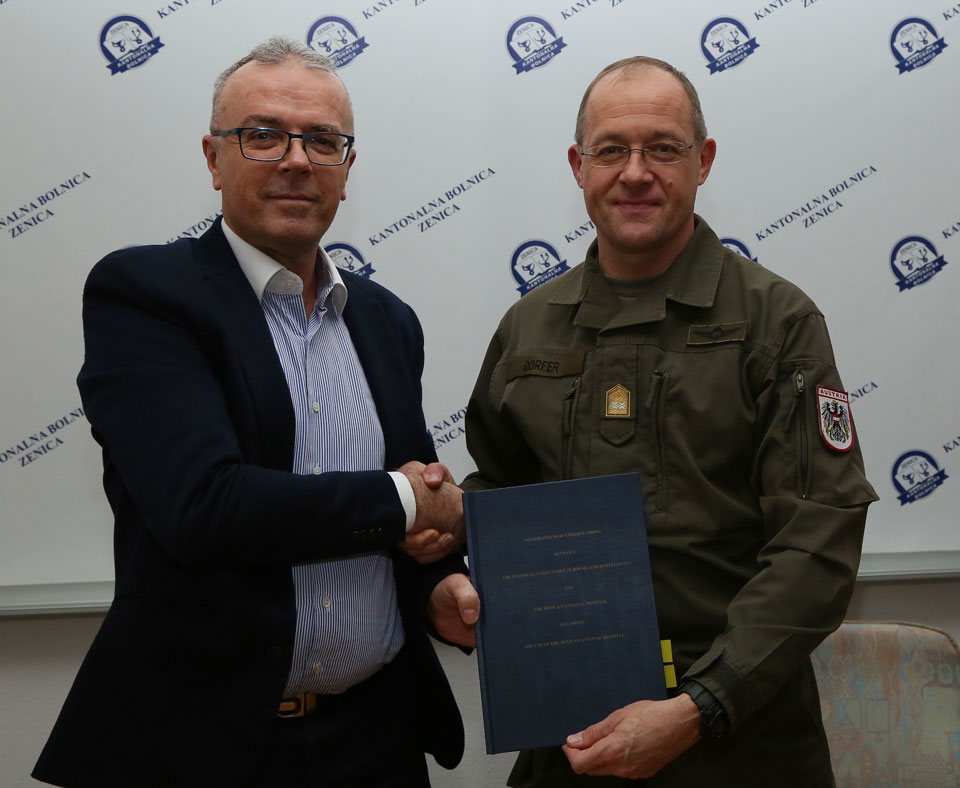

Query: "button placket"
left=597, top=339, right=637, bottom=447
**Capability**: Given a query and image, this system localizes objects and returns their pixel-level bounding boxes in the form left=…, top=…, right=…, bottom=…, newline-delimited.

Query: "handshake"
left=395, top=460, right=465, bottom=564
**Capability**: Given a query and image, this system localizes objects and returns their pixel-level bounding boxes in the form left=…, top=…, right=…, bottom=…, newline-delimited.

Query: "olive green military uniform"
left=463, top=217, right=877, bottom=787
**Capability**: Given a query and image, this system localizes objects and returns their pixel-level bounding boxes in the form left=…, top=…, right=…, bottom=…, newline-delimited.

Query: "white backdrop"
left=1, top=0, right=958, bottom=611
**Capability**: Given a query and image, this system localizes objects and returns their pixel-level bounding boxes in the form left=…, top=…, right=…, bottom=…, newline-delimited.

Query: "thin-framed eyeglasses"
left=213, top=127, right=354, bottom=166
left=579, top=142, right=696, bottom=168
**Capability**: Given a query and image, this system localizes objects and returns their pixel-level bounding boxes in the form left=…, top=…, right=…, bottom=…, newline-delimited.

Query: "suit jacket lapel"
left=190, top=221, right=421, bottom=472
left=195, top=219, right=296, bottom=471
left=341, top=277, right=415, bottom=470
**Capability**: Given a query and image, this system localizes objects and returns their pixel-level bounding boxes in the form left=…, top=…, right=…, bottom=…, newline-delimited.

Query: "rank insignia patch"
left=817, top=386, right=854, bottom=452
left=605, top=384, right=631, bottom=418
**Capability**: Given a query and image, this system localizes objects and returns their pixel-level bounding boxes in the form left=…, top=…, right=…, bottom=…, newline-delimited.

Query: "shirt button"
left=313, top=466, right=322, bottom=475
left=313, top=663, right=324, bottom=674
left=322, top=597, right=332, bottom=609
left=312, top=401, right=320, bottom=413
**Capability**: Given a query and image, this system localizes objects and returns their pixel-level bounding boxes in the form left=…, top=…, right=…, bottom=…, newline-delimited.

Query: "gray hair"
left=574, top=56, right=708, bottom=145
left=210, top=35, right=344, bottom=131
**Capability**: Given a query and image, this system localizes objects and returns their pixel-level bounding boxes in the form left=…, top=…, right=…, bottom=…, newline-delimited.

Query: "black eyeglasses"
left=213, top=127, right=354, bottom=166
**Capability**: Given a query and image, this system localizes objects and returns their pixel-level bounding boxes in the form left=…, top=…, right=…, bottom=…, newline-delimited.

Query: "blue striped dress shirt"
left=222, top=223, right=406, bottom=695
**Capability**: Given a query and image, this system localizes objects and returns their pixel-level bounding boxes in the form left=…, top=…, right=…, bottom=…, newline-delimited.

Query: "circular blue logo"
left=890, top=236, right=947, bottom=291
left=720, top=237, right=758, bottom=263
left=506, top=16, right=567, bottom=74
left=701, top=17, right=759, bottom=74
left=99, top=15, right=164, bottom=75
left=891, top=450, right=948, bottom=505
left=307, top=17, right=369, bottom=68
left=325, top=242, right=375, bottom=279
left=511, top=240, right=569, bottom=295
left=890, top=18, right=947, bottom=73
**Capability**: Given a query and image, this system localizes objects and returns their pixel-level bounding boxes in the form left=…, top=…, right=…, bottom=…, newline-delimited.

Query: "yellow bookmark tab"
left=664, top=664, right=678, bottom=689
left=661, top=640, right=677, bottom=688
left=660, top=639, right=673, bottom=663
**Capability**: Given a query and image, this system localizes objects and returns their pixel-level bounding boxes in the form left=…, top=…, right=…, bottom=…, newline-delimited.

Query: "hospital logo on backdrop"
left=890, top=18, right=947, bottom=73
left=506, top=16, right=567, bottom=74
left=701, top=17, right=759, bottom=74
left=890, top=236, right=948, bottom=291
left=307, top=17, right=368, bottom=68
left=720, top=237, right=758, bottom=263
left=100, top=15, right=164, bottom=75
left=325, top=242, right=375, bottom=279
left=891, top=450, right=948, bottom=505
left=511, top=240, right=568, bottom=295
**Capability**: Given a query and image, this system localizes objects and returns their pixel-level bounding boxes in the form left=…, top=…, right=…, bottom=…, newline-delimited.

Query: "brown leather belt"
left=278, top=655, right=404, bottom=718
left=277, top=692, right=332, bottom=718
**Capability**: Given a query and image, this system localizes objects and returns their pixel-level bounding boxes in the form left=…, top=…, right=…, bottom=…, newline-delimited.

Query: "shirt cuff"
left=388, top=471, right=417, bottom=532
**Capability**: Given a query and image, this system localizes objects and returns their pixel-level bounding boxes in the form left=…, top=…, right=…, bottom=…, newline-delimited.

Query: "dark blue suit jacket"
left=34, top=220, right=464, bottom=787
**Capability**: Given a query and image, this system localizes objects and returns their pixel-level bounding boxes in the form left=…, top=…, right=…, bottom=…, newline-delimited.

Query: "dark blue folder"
left=464, top=472, right=665, bottom=754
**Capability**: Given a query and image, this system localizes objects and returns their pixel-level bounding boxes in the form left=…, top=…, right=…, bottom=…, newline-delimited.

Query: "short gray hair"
left=210, top=36, right=342, bottom=131
left=574, top=56, right=708, bottom=145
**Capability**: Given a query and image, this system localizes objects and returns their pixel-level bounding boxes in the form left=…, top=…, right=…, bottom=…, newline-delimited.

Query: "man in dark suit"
left=33, top=35, right=477, bottom=788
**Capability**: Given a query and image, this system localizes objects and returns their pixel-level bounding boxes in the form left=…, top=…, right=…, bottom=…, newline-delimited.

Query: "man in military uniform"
left=463, top=57, right=877, bottom=787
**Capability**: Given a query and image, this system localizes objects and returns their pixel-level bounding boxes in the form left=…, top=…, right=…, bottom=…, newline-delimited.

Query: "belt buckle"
left=277, top=693, right=317, bottom=718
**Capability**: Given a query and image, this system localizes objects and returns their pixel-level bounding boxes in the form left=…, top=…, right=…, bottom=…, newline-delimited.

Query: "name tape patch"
left=505, top=351, right=585, bottom=381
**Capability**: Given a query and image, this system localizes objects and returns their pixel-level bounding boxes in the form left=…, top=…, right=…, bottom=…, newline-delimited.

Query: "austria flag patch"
left=817, top=386, right=854, bottom=452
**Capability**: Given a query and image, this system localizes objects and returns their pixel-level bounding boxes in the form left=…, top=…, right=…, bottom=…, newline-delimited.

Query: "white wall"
left=2, top=578, right=958, bottom=787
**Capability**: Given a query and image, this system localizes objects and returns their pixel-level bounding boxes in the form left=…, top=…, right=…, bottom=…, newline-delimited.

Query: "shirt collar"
left=221, top=219, right=348, bottom=316
left=548, top=215, right=724, bottom=328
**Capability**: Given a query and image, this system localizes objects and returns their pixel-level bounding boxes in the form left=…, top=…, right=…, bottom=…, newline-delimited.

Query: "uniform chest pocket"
left=604, top=371, right=668, bottom=512
left=595, top=370, right=668, bottom=513
left=501, top=351, right=586, bottom=480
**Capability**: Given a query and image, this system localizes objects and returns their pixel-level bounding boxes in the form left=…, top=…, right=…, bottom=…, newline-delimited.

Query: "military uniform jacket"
left=463, top=217, right=877, bottom=787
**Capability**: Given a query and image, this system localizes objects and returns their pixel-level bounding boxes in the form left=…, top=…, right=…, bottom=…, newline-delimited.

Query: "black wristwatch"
left=678, top=680, right=730, bottom=741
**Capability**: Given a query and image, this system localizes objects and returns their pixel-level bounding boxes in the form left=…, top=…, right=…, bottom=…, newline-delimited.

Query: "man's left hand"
left=399, top=528, right=458, bottom=563
left=562, top=695, right=701, bottom=779
left=427, top=573, right=478, bottom=647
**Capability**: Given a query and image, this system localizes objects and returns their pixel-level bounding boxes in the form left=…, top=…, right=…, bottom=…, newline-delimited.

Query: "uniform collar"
left=221, top=219, right=348, bottom=316
left=548, top=215, right=724, bottom=329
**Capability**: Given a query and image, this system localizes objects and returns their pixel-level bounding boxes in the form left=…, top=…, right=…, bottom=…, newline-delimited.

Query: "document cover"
left=464, top=473, right=665, bottom=754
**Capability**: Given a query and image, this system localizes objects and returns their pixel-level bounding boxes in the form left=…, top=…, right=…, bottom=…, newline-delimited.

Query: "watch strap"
left=678, top=679, right=730, bottom=741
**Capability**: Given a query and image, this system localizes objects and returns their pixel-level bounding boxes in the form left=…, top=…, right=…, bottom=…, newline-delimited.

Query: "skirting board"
left=856, top=551, right=960, bottom=581
left=0, top=582, right=115, bottom=616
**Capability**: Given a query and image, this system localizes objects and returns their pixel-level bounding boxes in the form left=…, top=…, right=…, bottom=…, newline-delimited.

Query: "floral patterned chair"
left=811, top=621, right=960, bottom=787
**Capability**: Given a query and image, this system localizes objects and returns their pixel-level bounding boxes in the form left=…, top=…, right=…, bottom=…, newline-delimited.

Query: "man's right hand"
left=396, top=461, right=464, bottom=563
left=563, top=695, right=701, bottom=779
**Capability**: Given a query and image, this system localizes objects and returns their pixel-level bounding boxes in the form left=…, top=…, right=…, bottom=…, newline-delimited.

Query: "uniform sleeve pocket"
left=775, top=358, right=877, bottom=506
